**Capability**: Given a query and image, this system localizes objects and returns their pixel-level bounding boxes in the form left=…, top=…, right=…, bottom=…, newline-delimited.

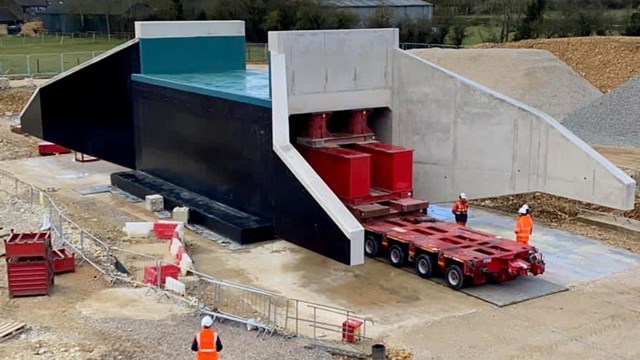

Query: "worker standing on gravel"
left=191, top=315, right=223, bottom=360
left=514, top=206, right=533, bottom=245
left=452, top=193, right=469, bottom=226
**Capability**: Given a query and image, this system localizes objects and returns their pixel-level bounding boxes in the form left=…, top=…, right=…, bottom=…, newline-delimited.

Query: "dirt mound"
left=20, top=21, right=46, bottom=36
left=0, top=88, right=35, bottom=115
left=409, top=48, right=601, bottom=121
left=474, top=37, right=640, bottom=93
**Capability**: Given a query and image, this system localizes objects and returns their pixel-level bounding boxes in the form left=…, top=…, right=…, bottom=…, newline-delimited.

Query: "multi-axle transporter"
left=296, top=110, right=545, bottom=290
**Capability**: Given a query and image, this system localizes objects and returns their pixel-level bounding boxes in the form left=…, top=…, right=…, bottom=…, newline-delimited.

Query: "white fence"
left=0, top=168, right=373, bottom=357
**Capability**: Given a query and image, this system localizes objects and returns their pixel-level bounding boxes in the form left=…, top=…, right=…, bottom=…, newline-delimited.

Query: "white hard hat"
left=201, top=315, right=213, bottom=327
left=518, top=206, right=527, bottom=215
left=459, top=193, right=467, bottom=199
left=522, top=204, right=529, bottom=210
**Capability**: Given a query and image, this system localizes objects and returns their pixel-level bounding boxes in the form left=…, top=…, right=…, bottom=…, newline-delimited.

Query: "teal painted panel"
left=139, top=36, right=246, bottom=74
left=132, top=71, right=272, bottom=108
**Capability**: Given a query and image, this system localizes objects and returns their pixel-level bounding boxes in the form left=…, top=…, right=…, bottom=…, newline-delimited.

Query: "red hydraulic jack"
left=297, top=110, right=376, bottom=147
left=302, top=112, right=333, bottom=139
left=347, top=109, right=374, bottom=135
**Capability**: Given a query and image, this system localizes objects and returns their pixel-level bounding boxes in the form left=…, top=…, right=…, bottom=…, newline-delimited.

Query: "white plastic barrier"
left=165, top=276, right=186, bottom=296
left=170, top=239, right=183, bottom=258
left=179, top=254, right=194, bottom=276
left=123, top=222, right=154, bottom=237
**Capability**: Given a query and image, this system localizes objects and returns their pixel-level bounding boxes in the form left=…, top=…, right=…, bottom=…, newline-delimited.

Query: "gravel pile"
left=410, top=48, right=602, bottom=121
left=563, top=75, right=640, bottom=147
left=474, top=36, right=640, bottom=93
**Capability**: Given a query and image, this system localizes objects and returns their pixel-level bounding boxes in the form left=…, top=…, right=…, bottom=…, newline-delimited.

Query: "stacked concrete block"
left=172, top=206, right=190, bottom=223
left=0, top=77, right=10, bottom=90
left=145, top=194, right=164, bottom=212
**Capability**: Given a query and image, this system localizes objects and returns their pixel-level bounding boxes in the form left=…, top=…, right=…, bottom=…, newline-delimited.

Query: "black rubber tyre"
left=445, top=264, right=464, bottom=290
left=364, top=235, right=380, bottom=258
left=388, top=245, right=405, bottom=267
left=415, top=254, right=434, bottom=278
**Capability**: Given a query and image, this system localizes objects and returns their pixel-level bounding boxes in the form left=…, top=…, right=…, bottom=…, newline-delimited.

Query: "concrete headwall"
left=268, top=29, right=398, bottom=114
left=391, top=50, right=636, bottom=210
left=270, top=52, right=364, bottom=265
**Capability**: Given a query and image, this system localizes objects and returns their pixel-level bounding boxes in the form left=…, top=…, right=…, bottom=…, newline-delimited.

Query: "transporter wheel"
left=445, top=264, right=464, bottom=290
left=415, top=254, right=434, bottom=278
left=364, top=235, right=380, bottom=258
left=388, top=245, right=405, bottom=268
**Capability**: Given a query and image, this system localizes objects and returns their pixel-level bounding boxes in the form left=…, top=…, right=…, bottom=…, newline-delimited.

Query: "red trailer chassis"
left=296, top=109, right=546, bottom=290
left=363, top=217, right=545, bottom=289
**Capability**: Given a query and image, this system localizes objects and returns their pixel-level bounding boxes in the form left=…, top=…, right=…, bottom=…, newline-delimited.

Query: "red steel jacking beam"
left=303, top=112, right=333, bottom=139
left=347, top=109, right=374, bottom=135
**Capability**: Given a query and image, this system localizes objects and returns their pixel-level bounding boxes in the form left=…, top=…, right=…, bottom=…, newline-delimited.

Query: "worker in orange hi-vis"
left=451, top=193, right=469, bottom=226
left=514, top=206, right=534, bottom=245
left=191, top=315, right=223, bottom=360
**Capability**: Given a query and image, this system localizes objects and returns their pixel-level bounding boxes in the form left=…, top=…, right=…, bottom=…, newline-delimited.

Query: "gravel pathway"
left=563, top=74, right=640, bottom=147
left=87, top=312, right=335, bottom=360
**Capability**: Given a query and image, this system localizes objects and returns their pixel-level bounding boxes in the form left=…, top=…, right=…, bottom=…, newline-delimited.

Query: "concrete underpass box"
left=145, top=194, right=164, bottom=212
left=172, top=206, right=190, bottom=223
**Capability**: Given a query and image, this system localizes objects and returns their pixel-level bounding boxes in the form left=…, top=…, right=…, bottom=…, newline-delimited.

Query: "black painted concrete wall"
left=21, top=42, right=140, bottom=169
left=132, top=81, right=274, bottom=221
left=131, top=81, right=353, bottom=263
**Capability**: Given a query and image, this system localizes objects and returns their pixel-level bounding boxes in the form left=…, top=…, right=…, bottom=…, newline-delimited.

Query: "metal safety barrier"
left=0, top=168, right=374, bottom=356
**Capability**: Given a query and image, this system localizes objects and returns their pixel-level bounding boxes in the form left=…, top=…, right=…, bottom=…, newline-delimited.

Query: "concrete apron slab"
left=428, top=204, right=640, bottom=306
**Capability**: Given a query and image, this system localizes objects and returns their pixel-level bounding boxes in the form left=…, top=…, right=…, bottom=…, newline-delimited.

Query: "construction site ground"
left=1, top=116, right=640, bottom=359
left=2, top=36, right=640, bottom=358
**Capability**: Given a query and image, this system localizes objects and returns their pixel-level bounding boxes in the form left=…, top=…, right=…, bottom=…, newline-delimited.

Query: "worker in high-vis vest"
left=514, top=206, right=533, bottom=245
left=451, top=192, right=470, bottom=226
left=191, top=315, right=223, bottom=360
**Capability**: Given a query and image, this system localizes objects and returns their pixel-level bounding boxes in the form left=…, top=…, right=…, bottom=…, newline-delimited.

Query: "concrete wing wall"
left=391, top=50, right=636, bottom=210
left=270, top=52, right=364, bottom=265
left=268, top=29, right=398, bottom=114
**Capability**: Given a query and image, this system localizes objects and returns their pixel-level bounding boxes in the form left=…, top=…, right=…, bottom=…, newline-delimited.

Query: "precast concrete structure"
left=21, top=21, right=636, bottom=267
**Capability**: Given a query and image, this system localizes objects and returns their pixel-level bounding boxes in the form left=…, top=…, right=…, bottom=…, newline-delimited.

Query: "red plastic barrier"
left=153, top=222, right=179, bottom=239
left=38, top=142, right=71, bottom=156
left=143, top=264, right=180, bottom=286
left=176, top=246, right=186, bottom=262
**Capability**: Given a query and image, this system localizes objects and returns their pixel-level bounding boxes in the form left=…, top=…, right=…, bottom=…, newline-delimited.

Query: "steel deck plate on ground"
left=458, top=276, right=568, bottom=306
left=372, top=256, right=567, bottom=306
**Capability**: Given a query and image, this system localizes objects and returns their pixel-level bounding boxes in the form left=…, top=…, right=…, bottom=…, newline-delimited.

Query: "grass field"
left=0, top=35, right=268, bottom=76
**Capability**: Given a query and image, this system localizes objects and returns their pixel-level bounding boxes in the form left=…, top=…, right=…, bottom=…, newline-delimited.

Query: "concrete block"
left=172, top=206, right=190, bottom=223
left=123, top=222, right=154, bottom=237
left=0, top=77, right=9, bottom=90
left=145, top=194, right=164, bottom=212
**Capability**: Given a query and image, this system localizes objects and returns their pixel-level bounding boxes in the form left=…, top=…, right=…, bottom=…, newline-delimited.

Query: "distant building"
left=0, top=7, right=18, bottom=25
left=39, top=1, right=155, bottom=34
left=323, top=0, right=433, bottom=26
